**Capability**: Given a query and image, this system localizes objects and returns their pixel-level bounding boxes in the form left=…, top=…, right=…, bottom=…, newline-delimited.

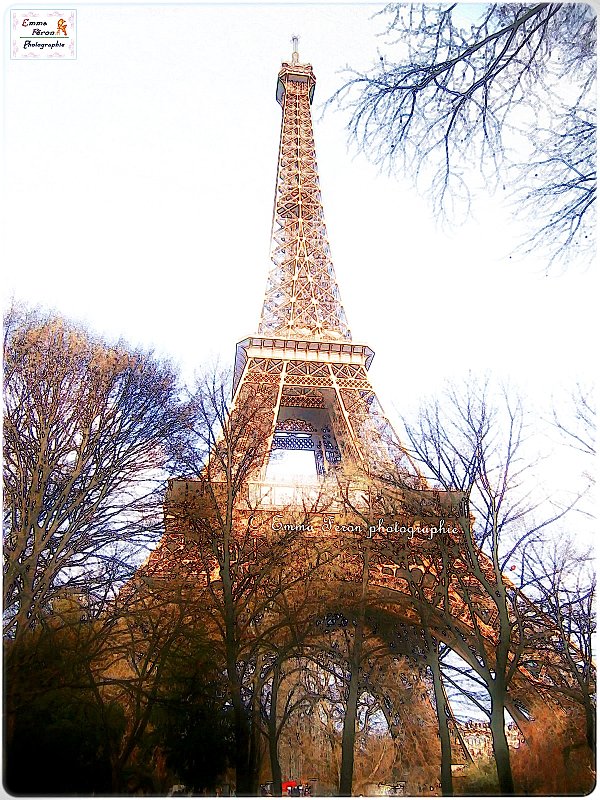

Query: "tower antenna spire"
left=291, top=34, right=299, bottom=65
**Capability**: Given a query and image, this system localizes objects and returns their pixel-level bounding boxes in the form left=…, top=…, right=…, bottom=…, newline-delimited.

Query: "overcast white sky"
left=3, top=2, right=597, bottom=512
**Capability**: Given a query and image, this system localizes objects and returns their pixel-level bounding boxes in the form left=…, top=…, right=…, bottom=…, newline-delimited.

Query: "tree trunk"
left=427, top=646, right=453, bottom=796
left=489, top=692, right=514, bottom=794
left=222, top=545, right=251, bottom=794
left=583, top=694, right=595, bottom=752
left=230, top=669, right=251, bottom=795
left=13, top=578, right=35, bottom=645
left=248, top=660, right=264, bottom=795
left=338, top=546, right=369, bottom=796
left=339, top=654, right=361, bottom=796
left=268, top=662, right=283, bottom=797
left=110, top=758, right=125, bottom=795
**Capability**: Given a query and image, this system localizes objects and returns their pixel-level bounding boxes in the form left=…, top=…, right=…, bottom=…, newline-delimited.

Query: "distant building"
left=456, top=720, right=524, bottom=761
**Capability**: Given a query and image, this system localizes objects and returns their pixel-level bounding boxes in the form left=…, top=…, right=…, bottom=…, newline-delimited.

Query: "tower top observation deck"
left=276, top=36, right=316, bottom=106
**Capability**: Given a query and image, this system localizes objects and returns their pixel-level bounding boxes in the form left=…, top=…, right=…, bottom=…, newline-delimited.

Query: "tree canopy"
left=330, top=3, right=596, bottom=269
left=3, top=307, right=191, bottom=640
left=2, top=309, right=595, bottom=795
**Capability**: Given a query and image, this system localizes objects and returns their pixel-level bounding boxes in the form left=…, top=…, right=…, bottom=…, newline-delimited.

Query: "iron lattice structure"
left=259, top=56, right=350, bottom=341
left=233, top=43, right=420, bottom=482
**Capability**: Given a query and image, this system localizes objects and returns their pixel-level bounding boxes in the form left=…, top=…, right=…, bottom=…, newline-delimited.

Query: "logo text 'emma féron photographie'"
left=11, top=10, right=76, bottom=59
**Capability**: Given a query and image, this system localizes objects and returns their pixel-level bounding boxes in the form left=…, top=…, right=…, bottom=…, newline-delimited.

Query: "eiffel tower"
left=140, top=40, right=587, bottom=794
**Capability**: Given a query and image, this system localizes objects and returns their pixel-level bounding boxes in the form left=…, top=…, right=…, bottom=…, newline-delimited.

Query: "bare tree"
left=90, top=582, right=212, bottom=793
left=163, top=370, right=341, bottom=794
left=512, top=110, right=596, bottom=266
left=3, top=577, right=213, bottom=794
left=546, top=382, right=596, bottom=523
left=552, top=382, right=596, bottom=460
left=260, top=652, right=320, bottom=795
left=337, top=542, right=370, bottom=796
left=333, top=472, right=463, bottom=795
left=329, top=3, right=596, bottom=268
left=523, top=539, right=596, bottom=753
left=394, top=377, right=585, bottom=793
left=3, top=608, right=122, bottom=795
left=253, top=574, right=339, bottom=797
left=296, top=609, right=442, bottom=795
left=3, top=307, right=191, bottom=642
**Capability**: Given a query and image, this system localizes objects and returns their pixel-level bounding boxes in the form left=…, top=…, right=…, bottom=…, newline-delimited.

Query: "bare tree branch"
left=328, top=3, right=596, bottom=268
